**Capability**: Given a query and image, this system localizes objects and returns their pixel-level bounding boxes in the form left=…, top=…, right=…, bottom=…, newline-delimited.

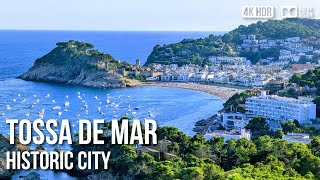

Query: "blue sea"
left=0, top=31, right=225, bottom=179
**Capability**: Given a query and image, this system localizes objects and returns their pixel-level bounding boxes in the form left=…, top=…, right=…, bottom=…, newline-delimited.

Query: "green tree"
left=281, top=120, right=297, bottom=134
left=245, top=116, right=270, bottom=139
left=273, top=129, right=284, bottom=139
left=310, top=137, right=320, bottom=157
left=313, top=96, right=320, bottom=117
left=179, top=167, right=205, bottom=180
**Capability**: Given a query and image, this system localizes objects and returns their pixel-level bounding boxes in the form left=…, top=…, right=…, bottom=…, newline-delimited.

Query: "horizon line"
left=0, top=28, right=230, bottom=32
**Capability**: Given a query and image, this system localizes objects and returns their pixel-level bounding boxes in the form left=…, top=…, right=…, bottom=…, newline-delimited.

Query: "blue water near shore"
left=0, top=31, right=225, bottom=179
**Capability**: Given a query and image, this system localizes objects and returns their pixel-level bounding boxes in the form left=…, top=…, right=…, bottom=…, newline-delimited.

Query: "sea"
left=0, top=30, right=225, bottom=179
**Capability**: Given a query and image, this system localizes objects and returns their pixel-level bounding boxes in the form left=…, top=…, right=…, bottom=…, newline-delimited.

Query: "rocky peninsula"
left=20, top=40, right=140, bottom=88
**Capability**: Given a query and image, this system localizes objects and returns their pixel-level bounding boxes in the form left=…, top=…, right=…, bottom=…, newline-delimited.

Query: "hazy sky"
left=0, top=0, right=319, bottom=31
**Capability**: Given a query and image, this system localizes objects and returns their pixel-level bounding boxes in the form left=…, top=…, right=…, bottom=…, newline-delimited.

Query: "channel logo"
left=281, top=6, right=298, bottom=18
left=281, top=6, right=313, bottom=18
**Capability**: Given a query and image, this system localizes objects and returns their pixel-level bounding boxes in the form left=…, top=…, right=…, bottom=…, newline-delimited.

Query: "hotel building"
left=245, top=91, right=316, bottom=130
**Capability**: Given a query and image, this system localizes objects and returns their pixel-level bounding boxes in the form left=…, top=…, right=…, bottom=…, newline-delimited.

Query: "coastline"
left=142, top=82, right=247, bottom=100
left=143, top=82, right=246, bottom=134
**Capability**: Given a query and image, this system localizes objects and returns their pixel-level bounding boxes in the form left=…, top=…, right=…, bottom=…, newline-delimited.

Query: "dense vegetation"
left=290, top=67, right=320, bottom=90
left=145, top=35, right=235, bottom=67
left=35, top=40, right=126, bottom=70
left=289, top=67, right=320, bottom=116
left=222, top=19, right=320, bottom=44
left=239, top=47, right=280, bottom=64
left=246, top=116, right=319, bottom=140
left=223, top=90, right=258, bottom=113
left=287, top=18, right=320, bottom=30
left=70, top=119, right=320, bottom=179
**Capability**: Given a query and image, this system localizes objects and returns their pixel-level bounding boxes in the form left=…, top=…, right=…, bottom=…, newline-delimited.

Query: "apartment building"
left=245, top=91, right=316, bottom=130
left=222, top=112, right=249, bottom=130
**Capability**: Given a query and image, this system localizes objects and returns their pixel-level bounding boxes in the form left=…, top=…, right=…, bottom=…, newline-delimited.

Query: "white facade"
left=204, top=129, right=251, bottom=142
left=282, top=133, right=312, bottom=144
left=245, top=92, right=316, bottom=130
left=209, top=56, right=247, bottom=65
left=190, top=73, right=207, bottom=81
left=223, top=113, right=249, bottom=130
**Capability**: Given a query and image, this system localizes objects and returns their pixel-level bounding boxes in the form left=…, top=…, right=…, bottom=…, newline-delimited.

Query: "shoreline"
left=142, top=82, right=247, bottom=100
left=143, top=82, right=244, bottom=134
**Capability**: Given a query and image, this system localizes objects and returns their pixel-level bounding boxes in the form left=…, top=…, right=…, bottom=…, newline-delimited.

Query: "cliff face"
left=20, top=40, right=140, bottom=88
left=21, top=63, right=129, bottom=88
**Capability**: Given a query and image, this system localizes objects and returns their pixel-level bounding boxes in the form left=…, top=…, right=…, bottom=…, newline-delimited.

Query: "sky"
left=0, top=0, right=319, bottom=31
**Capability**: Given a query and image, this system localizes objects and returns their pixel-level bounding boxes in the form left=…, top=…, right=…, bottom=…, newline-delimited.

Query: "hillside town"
left=138, top=35, right=319, bottom=87
left=123, top=35, right=320, bottom=144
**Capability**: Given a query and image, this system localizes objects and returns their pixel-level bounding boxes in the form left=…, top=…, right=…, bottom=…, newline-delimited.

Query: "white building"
left=160, top=75, right=171, bottom=81
left=170, top=74, right=191, bottom=82
left=282, top=133, right=312, bottom=144
left=209, top=56, right=247, bottom=65
left=190, top=73, right=207, bottom=81
left=245, top=91, right=316, bottom=130
left=204, top=129, right=251, bottom=142
left=223, top=113, right=249, bottom=130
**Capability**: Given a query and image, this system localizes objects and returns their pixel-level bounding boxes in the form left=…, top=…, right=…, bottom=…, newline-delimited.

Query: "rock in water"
left=23, top=172, right=40, bottom=180
left=20, top=40, right=140, bottom=88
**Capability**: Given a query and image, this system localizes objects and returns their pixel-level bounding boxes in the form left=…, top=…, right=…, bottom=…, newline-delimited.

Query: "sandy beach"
left=143, top=82, right=247, bottom=100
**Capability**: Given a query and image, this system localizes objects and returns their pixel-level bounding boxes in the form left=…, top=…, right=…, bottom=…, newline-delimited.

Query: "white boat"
left=65, top=95, right=69, bottom=99
left=52, top=106, right=61, bottom=110
left=12, top=99, right=16, bottom=102
left=64, top=101, right=70, bottom=107
left=57, top=112, right=62, bottom=116
left=6, top=105, right=11, bottom=110
left=45, top=94, right=50, bottom=98
left=64, top=109, right=68, bottom=112
left=94, top=95, right=98, bottom=100
left=25, top=113, right=30, bottom=117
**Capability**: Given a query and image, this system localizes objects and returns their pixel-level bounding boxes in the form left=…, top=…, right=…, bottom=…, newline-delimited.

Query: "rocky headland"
left=20, top=40, right=141, bottom=88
